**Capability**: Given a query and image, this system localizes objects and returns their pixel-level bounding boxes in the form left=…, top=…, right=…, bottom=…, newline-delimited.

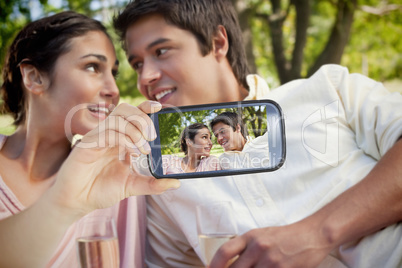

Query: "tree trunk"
left=268, top=0, right=290, bottom=84
left=290, top=0, right=310, bottom=80
left=268, top=0, right=310, bottom=84
left=231, top=0, right=258, bottom=74
left=307, top=0, right=357, bottom=77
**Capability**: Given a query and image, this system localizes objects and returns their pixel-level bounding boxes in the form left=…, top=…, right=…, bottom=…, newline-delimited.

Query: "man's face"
left=124, top=14, right=242, bottom=107
left=212, top=122, right=245, bottom=152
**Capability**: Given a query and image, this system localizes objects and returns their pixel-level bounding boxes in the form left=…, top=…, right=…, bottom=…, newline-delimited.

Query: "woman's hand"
left=50, top=101, right=180, bottom=215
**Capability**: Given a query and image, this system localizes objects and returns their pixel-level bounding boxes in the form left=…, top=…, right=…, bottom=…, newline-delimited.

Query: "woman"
left=163, top=123, right=221, bottom=174
left=0, top=11, right=179, bottom=267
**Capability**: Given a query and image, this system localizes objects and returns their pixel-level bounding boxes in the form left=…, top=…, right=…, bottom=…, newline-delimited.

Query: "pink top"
left=162, top=154, right=221, bottom=174
left=0, top=135, right=146, bottom=268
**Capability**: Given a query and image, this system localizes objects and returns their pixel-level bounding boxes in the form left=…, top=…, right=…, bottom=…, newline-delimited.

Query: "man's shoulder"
left=204, top=155, right=219, bottom=163
left=256, top=64, right=352, bottom=100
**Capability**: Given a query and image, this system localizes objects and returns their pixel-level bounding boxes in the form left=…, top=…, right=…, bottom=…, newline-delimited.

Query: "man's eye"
left=156, top=48, right=168, bottom=57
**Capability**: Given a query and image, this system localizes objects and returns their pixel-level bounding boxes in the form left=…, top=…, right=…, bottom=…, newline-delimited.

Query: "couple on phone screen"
left=162, top=111, right=268, bottom=174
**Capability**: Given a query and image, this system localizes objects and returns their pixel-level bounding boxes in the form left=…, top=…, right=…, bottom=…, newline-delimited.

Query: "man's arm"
left=211, top=138, right=402, bottom=268
left=212, top=65, right=402, bottom=267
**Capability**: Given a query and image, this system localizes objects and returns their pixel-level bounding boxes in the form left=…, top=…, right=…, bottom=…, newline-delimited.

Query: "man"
left=211, top=111, right=248, bottom=152
left=211, top=111, right=270, bottom=169
left=113, top=0, right=402, bottom=267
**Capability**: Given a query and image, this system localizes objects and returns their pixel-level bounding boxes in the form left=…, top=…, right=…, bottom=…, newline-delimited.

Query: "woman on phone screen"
left=163, top=123, right=221, bottom=174
left=0, top=11, right=179, bottom=267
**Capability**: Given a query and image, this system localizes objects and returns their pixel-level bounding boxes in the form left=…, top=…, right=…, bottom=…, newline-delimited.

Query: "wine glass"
left=76, top=216, right=120, bottom=268
left=196, top=202, right=238, bottom=266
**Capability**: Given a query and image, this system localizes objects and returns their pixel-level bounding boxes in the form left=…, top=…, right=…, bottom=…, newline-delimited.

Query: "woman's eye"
left=86, top=63, right=99, bottom=73
left=132, top=61, right=143, bottom=71
left=112, top=69, right=119, bottom=80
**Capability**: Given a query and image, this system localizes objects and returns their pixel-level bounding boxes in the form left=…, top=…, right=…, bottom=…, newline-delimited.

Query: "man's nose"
left=138, top=59, right=161, bottom=87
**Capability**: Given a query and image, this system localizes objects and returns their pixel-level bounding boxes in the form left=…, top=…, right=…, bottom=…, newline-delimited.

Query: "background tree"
left=0, top=0, right=142, bottom=103
left=242, top=106, right=267, bottom=138
left=0, top=0, right=31, bottom=68
left=1, top=0, right=401, bottom=98
left=231, top=0, right=401, bottom=86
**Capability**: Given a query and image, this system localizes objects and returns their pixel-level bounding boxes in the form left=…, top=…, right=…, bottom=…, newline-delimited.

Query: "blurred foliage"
left=235, top=0, right=401, bottom=87
left=0, top=0, right=401, bottom=99
left=0, top=0, right=401, bottom=136
left=0, top=114, right=15, bottom=135
left=343, top=0, right=402, bottom=80
left=0, top=0, right=144, bottom=101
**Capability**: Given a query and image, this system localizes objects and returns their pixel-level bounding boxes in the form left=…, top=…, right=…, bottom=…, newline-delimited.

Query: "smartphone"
left=148, top=100, right=286, bottom=179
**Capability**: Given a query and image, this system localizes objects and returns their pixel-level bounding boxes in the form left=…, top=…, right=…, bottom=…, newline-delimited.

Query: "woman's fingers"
left=136, top=100, right=162, bottom=114
left=110, top=101, right=161, bottom=141
left=79, top=101, right=161, bottom=154
left=126, top=172, right=181, bottom=196
left=51, top=100, right=179, bottom=215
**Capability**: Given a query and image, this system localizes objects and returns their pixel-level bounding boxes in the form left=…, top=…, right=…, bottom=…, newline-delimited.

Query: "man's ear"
left=236, top=123, right=242, bottom=132
left=19, top=63, right=47, bottom=95
left=212, top=25, right=229, bottom=61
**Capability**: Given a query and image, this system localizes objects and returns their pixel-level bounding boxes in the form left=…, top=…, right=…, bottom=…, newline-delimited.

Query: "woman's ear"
left=19, top=63, right=47, bottom=95
left=212, top=25, right=229, bottom=61
left=186, top=138, right=193, bottom=146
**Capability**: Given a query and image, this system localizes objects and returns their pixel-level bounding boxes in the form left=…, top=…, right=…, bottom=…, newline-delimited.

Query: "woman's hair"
left=180, top=123, right=209, bottom=155
left=1, top=11, right=111, bottom=126
left=113, top=0, right=249, bottom=90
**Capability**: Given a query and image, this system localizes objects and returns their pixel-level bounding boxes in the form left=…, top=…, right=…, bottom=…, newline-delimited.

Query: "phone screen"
left=148, top=100, right=286, bottom=179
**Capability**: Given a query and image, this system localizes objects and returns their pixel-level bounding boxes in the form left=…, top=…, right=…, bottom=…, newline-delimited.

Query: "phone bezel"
left=148, top=100, right=286, bottom=179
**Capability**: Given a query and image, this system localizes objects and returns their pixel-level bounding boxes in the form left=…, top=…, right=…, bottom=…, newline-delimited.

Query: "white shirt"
left=145, top=65, right=402, bottom=268
left=219, top=134, right=270, bottom=170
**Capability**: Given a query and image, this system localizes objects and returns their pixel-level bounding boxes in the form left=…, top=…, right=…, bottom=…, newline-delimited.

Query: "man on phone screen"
left=211, top=111, right=270, bottom=169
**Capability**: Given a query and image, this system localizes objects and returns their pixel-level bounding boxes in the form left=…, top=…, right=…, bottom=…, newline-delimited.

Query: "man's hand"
left=210, top=222, right=332, bottom=268
left=50, top=101, right=180, bottom=215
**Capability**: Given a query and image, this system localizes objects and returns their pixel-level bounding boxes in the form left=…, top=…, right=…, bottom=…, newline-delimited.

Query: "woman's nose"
left=101, top=75, right=120, bottom=99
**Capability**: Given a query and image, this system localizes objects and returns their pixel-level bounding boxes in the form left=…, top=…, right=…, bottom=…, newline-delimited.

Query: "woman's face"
left=187, top=127, right=213, bottom=159
left=41, top=30, right=120, bottom=136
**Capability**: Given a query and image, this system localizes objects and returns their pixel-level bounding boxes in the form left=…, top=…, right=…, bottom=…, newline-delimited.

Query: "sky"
left=29, top=0, right=125, bottom=21
left=31, top=0, right=63, bottom=20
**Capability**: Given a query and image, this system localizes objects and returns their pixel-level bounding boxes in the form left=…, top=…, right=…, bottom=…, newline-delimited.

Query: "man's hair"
left=113, top=0, right=249, bottom=89
left=210, top=111, right=248, bottom=139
